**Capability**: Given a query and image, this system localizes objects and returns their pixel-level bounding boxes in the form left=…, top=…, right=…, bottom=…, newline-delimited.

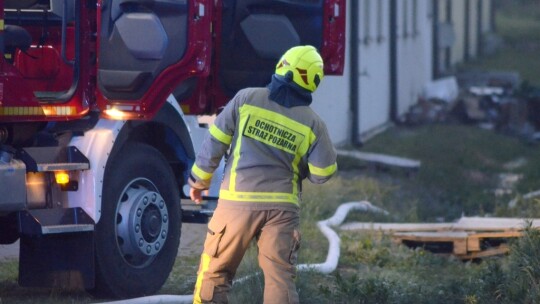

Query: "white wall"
left=315, top=0, right=497, bottom=144
left=357, top=0, right=391, bottom=137
left=314, top=0, right=435, bottom=144
left=312, top=75, right=350, bottom=146
left=396, top=0, right=434, bottom=116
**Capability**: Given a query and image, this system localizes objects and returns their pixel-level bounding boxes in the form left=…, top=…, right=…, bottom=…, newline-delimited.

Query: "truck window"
left=218, top=0, right=324, bottom=97
left=97, top=0, right=189, bottom=100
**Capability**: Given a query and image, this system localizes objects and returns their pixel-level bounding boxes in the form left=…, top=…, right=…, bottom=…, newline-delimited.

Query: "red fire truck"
left=0, top=0, right=344, bottom=298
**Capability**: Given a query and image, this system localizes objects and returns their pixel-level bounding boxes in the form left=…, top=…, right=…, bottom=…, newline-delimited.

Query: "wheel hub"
left=116, top=179, right=169, bottom=267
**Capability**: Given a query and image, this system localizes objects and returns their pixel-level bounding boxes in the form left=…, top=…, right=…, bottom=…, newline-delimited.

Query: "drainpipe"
left=432, top=0, right=440, bottom=79
left=464, top=0, right=470, bottom=61
left=349, top=0, right=362, bottom=146
left=389, top=0, right=398, bottom=122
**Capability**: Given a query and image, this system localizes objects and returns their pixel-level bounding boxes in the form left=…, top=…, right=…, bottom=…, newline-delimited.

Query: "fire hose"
left=98, top=201, right=387, bottom=304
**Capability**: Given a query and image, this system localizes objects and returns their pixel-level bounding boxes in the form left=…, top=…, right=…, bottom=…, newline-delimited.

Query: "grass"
left=227, top=124, right=540, bottom=302
left=228, top=120, right=540, bottom=302
left=358, top=124, right=540, bottom=220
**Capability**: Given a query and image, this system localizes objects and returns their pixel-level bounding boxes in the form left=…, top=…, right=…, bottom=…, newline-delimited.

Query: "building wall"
left=357, top=0, right=391, bottom=137
left=481, top=0, right=493, bottom=32
left=450, top=0, right=467, bottom=65
left=396, top=0, right=434, bottom=116
left=435, top=0, right=493, bottom=76
left=312, top=75, right=350, bottom=146
left=314, top=0, right=494, bottom=145
left=468, top=0, right=480, bottom=59
left=435, top=0, right=450, bottom=74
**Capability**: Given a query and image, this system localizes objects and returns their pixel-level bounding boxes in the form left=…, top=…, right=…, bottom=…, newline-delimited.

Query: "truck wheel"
left=93, top=143, right=181, bottom=298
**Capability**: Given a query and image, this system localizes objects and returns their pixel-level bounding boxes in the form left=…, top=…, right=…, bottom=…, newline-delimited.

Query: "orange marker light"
left=104, top=107, right=128, bottom=119
left=55, top=171, right=70, bottom=185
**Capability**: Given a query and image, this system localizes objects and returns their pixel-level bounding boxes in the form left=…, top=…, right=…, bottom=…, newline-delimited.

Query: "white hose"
left=97, top=201, right=386, bottom=304
left=297, top=201, right=387, bottom=273
left=97, top=295, right=193, bottom=304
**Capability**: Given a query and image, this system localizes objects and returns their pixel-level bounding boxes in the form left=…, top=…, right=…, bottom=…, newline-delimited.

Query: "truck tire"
left=93, top=142, right=181, bottom=298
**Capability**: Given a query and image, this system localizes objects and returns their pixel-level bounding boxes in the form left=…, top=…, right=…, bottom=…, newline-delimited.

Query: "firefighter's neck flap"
left=267, top=74, right=312, bottom=108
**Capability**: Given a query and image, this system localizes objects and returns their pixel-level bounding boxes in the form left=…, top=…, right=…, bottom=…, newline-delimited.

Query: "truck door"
left=215, top=0, right=345, bottom=99
left=96, top=0, right=211, bottom=117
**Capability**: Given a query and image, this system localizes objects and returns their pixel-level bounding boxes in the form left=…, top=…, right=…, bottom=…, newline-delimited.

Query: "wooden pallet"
left=392, top=230, right=520, bottom=259
left=340, top=216, right=540, bottom=260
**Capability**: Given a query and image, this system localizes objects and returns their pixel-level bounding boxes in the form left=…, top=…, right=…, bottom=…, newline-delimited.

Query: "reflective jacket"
left=189, top=87, right=337, bottom=208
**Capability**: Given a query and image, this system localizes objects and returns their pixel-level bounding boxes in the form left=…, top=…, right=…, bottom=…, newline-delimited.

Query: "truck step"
left=19, top=207, right=95, bottom=236
left=182, top=200, right=216, bottom=224
left=41, top=224, right=94, bottom=234
left=182, top=209, right=213, bottom=224
left=17, top=146, right=89, bottom=172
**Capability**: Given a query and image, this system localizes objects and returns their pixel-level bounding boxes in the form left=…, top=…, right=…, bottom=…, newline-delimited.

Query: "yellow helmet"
left=275, top=45, right=324, bottom=92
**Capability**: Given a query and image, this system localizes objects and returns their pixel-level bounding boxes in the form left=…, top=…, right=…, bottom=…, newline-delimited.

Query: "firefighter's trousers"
left=193, top=204, right=301, bottom=304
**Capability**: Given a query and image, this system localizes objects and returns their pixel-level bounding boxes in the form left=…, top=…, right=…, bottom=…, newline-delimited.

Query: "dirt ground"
left=0, top=221, right=207, bottom=260
left=177, top=222, right=207, bottom=256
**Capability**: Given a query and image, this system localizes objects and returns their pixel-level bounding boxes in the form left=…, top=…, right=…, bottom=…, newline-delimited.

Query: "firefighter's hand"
left=190, top=187, right=207, bottom=204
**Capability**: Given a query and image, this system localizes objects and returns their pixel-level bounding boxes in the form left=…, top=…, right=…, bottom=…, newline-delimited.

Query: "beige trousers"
left=193, top=205, right=301, bottom=304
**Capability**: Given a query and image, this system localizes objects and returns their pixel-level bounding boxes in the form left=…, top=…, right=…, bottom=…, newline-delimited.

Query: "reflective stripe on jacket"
left=190, top=87, right=337, bottom=206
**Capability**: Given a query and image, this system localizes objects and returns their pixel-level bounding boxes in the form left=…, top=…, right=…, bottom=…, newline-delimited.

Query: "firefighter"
left=189, top=45, right=337, bottom=304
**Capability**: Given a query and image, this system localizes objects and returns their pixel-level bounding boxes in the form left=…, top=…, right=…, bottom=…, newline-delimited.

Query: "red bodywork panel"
left=15, top=27, right=75, bottom=92
left=0, top=0, right=345, bottom=122
left=0, top=0, right=93, bottom=122
left=322, top=0, right=346, bottom=75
